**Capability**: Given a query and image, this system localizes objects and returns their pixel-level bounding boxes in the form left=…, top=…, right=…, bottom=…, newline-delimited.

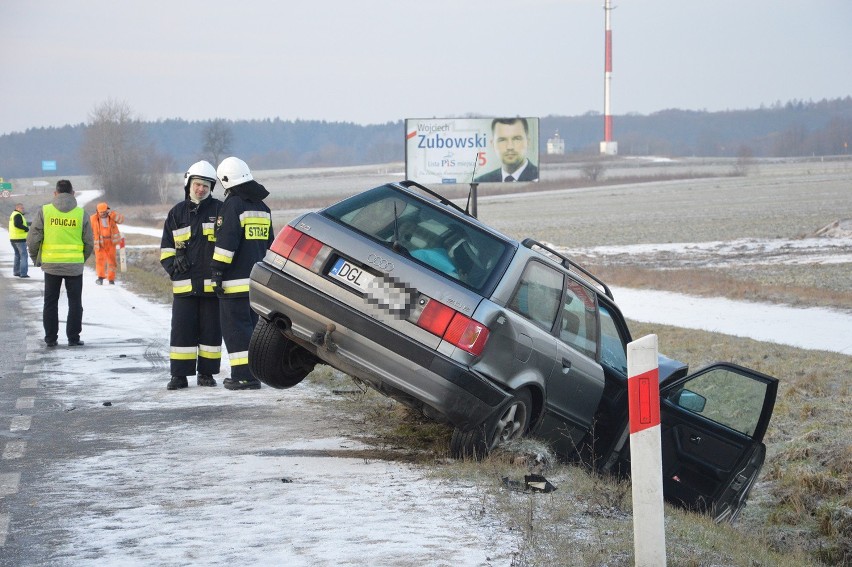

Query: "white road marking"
left=18, top=378, right=37, bottom=389
left=2, top=441, right=26, bottom=460
left=15, top=397, right=34, bottom=409
left=0, top=472, right=21, bottom=497
left=9, top=416, right=31, bottom=432
left=0, top=513, right=9, bottom=546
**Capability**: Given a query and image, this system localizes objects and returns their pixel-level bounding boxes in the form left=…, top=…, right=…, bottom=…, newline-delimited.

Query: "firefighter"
left=160, top=161, right=224, bottom=390
left=90, top=201, right=124, bottom=285
left=211, top=157, right=273, bottom=390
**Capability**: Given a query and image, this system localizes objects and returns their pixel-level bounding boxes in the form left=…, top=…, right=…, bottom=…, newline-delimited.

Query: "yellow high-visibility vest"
left=41, top=204, right=85, bottom=263
left=9, top=210, right=28, bottom=240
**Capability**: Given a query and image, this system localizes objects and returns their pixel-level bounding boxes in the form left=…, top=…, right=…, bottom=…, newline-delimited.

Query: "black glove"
left=211, top=271, right=225, bottom=298
left=174, top=242, right=190, bottom=274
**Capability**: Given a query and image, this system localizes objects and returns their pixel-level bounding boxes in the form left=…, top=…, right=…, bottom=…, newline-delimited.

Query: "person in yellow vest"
left=91, top=201, right=124, bottom=285
left=27, top=180, right=94, bottom=347
left=8, top=203, right=30, bottom=278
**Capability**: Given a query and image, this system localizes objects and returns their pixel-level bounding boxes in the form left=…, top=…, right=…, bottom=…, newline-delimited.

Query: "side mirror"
left=674, top=388, right=707, bottom=413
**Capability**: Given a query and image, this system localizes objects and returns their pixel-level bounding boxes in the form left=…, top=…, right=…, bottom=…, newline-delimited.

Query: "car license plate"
left=329, top=257, right=376, bottom=293
left=329, top=257, right=412, bottom=315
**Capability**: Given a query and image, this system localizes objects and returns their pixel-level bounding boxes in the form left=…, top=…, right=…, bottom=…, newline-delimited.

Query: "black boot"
left=167, top=376, right=188, bottom=390
left=223, top=377, right=261, bottom=390
left=197, top=374, right=217, bottom=387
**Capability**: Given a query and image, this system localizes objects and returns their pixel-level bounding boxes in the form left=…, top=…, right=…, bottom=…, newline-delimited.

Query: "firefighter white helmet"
left=184, top=160, right=218, bottom=194
left=216, top=157, right=253, bottom=190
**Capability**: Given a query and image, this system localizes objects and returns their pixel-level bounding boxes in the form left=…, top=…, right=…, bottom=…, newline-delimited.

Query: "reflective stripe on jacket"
left=42, top=205, right=85, bottom=263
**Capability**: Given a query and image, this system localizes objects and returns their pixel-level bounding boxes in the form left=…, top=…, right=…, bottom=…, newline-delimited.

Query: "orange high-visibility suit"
left=91, top=202, right=124, bottom=284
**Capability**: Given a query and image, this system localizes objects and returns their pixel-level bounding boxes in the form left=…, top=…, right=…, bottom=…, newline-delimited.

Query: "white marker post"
left=627, top=334, right=666, bottom=566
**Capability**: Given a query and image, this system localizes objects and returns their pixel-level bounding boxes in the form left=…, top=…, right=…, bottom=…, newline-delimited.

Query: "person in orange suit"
left=90, top=202, right=124, bottom=285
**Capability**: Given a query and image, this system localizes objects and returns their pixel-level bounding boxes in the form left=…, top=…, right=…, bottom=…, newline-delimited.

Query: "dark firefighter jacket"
left=210, top=180, right=274, bottom=298
left=160, top=195, right=223, bottom=296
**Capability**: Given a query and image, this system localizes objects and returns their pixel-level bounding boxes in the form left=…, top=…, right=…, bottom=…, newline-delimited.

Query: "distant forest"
left=2, top=97, right=851, bottom=179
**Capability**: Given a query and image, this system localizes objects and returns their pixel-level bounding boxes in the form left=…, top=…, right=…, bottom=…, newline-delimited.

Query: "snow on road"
left=1, top=232, right=516, bottom=566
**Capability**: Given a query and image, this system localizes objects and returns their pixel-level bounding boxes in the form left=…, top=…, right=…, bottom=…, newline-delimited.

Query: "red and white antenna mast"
left=600, top=0, right=618, bottom=155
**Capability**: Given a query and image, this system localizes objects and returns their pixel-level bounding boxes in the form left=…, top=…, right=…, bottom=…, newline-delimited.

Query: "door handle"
left=689, top=434, right=702, bottom=445
left=561, top=358, right=572, bottom=373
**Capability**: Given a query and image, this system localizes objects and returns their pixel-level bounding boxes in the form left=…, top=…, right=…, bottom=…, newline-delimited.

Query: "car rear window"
left=323, top=185, right=510, bottom=291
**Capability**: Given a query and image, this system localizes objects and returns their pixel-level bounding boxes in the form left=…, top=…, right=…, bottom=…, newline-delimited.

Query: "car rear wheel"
left=450, top=389, right=532, bottom=460
left=249, top=317, right=317, bottom=389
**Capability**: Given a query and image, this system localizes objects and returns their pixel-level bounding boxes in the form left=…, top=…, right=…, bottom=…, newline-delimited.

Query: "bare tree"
left=202, top=119, right=234, bottom=166
left=581, top=158, right=607, bottom=182
left=732, top=145, right=757, bottom=177
left=149, top=153, right=178, bottom=204
left=80, top=99, right=157, bottom=204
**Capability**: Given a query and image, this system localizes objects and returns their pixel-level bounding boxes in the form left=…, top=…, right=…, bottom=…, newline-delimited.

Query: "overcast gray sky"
left=1, top=0, right=850, bottom=136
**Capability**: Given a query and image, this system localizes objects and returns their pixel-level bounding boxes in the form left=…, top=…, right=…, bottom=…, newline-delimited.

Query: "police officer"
left=160, top=161, right=223, bottom=390
left=9, top=203, right=30, bottom=278
left=27, top=180, right=94, bottom=347
left=211, top=157, right=273, bottom=390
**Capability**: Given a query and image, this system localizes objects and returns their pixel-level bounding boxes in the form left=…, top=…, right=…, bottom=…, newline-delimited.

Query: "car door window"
left=599, top=305, right=627, bottom=375
left=509, top=261, right=563, bottom=332
left=558, top=279, right=598, bottom=358
left=667, top=368, right=768, bottom=437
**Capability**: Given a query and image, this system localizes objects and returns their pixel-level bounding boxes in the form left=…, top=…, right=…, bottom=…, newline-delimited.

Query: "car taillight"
left=416, top=300, right=489, bottom=356
left=290, top=235, right=325, bottom=270
left=416, top=300, right=456, bottom=336
left=270, top=226, right=302, bottom=258
left=270, top=226, right=327, bottom=272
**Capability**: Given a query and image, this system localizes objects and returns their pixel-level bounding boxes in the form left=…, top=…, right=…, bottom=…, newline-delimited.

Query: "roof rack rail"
left=522, top=238, right=613, bottom=299
left=397, top=180, right=471, bottom=217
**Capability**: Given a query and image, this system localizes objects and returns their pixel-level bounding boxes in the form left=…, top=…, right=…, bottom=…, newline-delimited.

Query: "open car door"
left=658, top=362, right=778, bottom=523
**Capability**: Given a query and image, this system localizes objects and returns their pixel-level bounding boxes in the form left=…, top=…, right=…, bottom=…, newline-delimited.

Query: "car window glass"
left=509, top=261, right=563, bottom=331
left=599, top=305, right=627, bottom=375
left=324, top=185, right=509, bottom=291
left=669, top=368, right=767, bottom=437
left=558, top=279, right=598, bottom=358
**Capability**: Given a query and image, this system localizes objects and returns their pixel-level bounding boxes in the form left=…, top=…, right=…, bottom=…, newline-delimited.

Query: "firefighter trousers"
left=219, top=296, right=258, bottom=381
left=170, top=295, right=222, bottom=377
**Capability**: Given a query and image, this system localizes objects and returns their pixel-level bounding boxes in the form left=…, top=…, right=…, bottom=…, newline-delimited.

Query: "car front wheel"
left=249, top=317, right=318, bottom=388
left=450, top=389, right=532, bottom=460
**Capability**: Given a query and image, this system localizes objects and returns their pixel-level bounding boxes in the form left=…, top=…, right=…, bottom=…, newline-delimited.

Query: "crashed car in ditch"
left=248, top=180, right=778, bottom=522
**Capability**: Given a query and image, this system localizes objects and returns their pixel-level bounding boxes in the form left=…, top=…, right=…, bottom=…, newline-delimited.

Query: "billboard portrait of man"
left=474, top=118, right=539, bottom=183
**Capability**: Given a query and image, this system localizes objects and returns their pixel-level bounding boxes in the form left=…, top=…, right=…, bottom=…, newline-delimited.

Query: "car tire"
left=249, top=317, right=317, bottom=389
left=450, top=389, right=532, bottom=460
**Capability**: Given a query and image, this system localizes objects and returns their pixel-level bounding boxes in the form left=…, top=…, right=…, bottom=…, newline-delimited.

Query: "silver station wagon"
left=248, top=180, right=778, bottom=522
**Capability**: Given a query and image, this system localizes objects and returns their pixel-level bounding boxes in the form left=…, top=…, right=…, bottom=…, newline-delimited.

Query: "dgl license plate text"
left=329, top=258, right=375, bottom=292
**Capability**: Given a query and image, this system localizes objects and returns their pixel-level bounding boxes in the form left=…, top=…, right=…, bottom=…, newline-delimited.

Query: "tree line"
left=1, top=97, right=850, bottom=204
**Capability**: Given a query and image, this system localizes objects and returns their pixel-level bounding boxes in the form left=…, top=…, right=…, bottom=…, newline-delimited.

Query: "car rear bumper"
left=249, top=261, right=509, bottom=429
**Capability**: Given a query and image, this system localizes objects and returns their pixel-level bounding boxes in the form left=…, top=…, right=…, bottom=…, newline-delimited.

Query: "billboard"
left=405, top=117, right=539, bottom=184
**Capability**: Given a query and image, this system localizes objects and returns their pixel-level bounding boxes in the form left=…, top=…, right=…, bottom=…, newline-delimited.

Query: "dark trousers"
left=219, top=297, right=258, bottom=381
left=170, top=295, right=222, bottom=377
left=43, top=273, right=83, bottom=343
left=11, top=241, right=28, bottom=277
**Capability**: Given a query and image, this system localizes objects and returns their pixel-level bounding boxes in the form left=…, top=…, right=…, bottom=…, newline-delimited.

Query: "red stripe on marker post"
left=628, top=367, right=660, bottom=434
left=627, top=334, right=667, bottom=566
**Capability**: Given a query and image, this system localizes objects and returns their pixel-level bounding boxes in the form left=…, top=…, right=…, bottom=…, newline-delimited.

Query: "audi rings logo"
left=367, top=253, right=394, bottom=272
